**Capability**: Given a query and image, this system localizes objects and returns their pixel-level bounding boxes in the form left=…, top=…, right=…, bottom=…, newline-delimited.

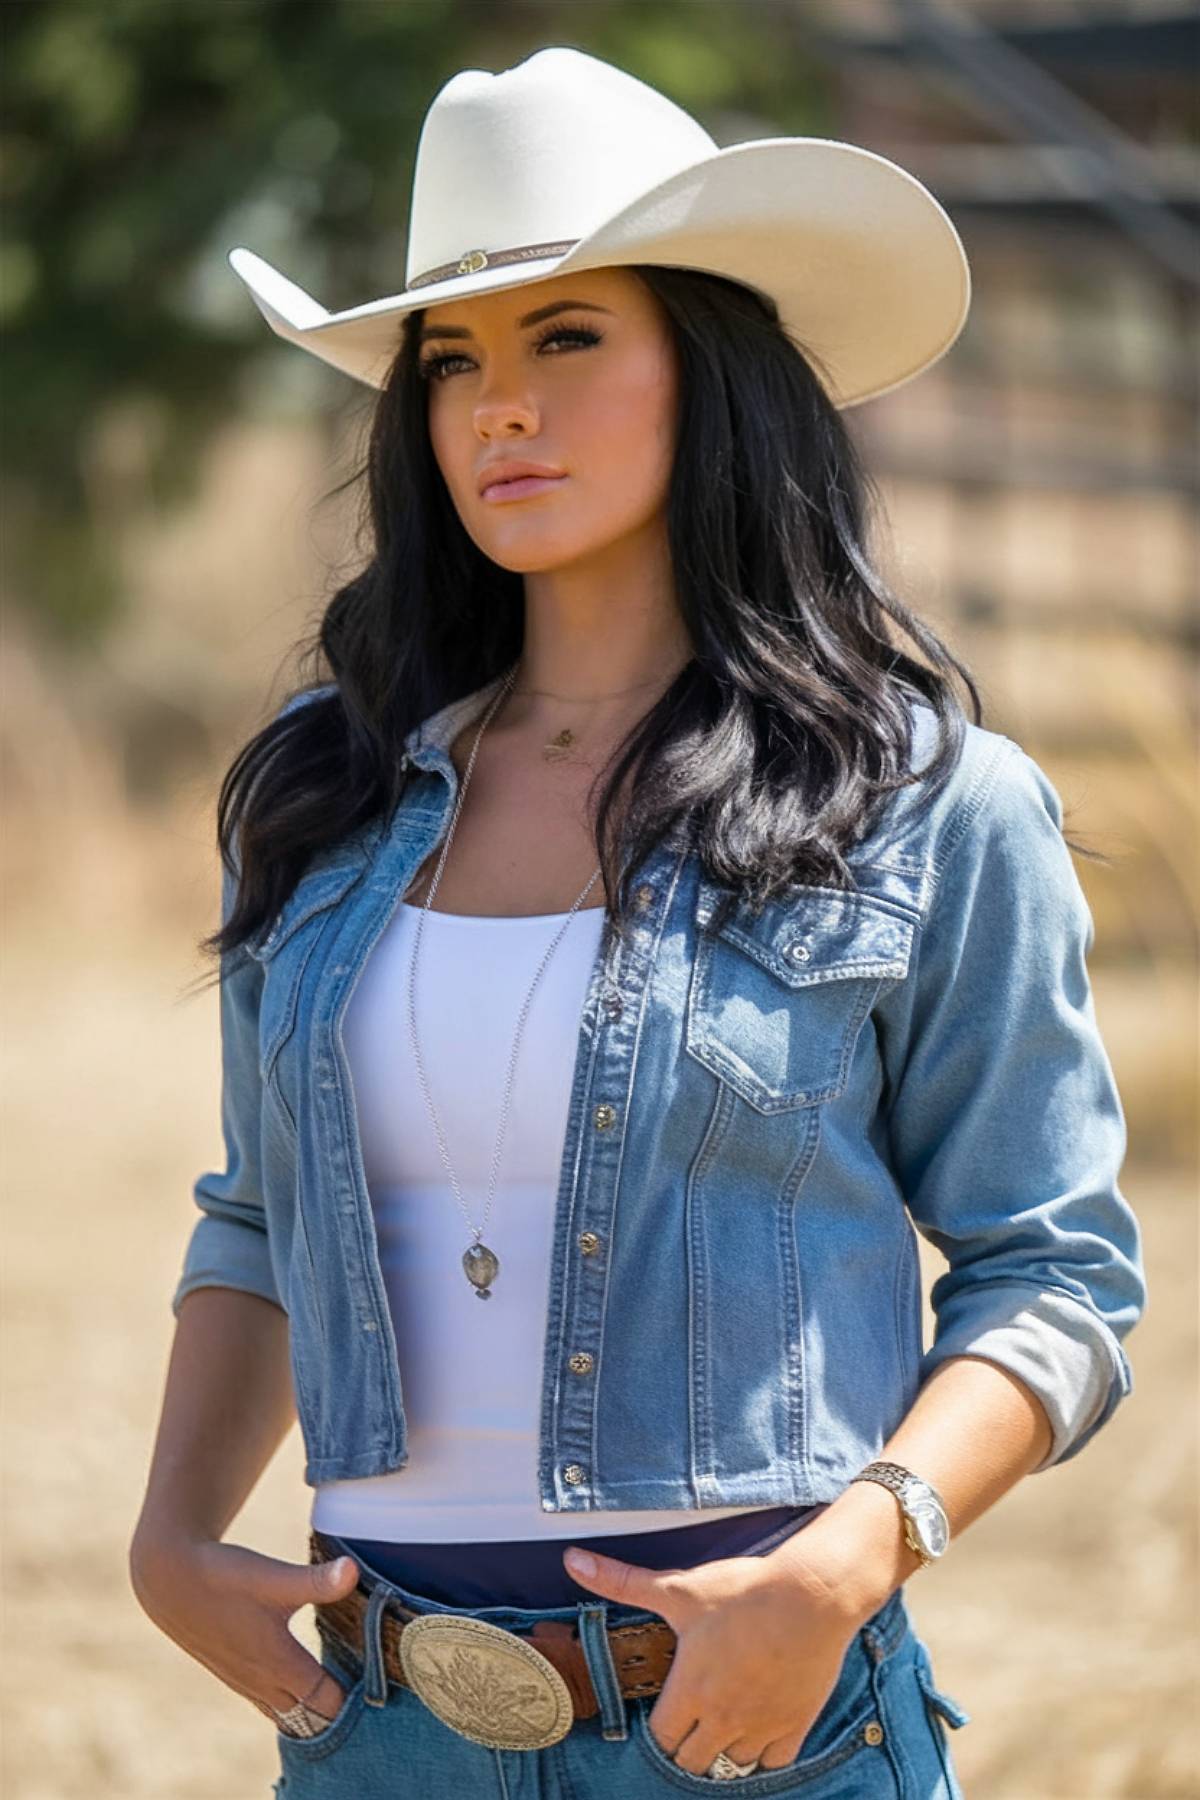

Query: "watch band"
left=854, top=1459, right=919, bottom=1500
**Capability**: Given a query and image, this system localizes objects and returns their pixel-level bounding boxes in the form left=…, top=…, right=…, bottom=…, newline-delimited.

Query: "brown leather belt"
left=309, top=1529, right=678, bottom=1723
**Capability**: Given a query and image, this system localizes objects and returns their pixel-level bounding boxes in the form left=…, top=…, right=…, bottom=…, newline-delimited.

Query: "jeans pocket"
left=628, top=1633, right=893, bottom=1796
left=631, top=1698, right=885, bottom=1795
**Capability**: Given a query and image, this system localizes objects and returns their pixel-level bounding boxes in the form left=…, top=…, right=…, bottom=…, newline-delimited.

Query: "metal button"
left=563, top=1463, right=587, bottom=1486
left=786, top=940, right=811, bottom=962
left=603, top=992, right=624, bottom=1021
left=568, top=1351, right=594, bottom=1375
left=863, top=1721, right=885, bottom=1747
left=634, top=884, right=655, bottom=912
left=578, top=1232, right=601, bottom=1255
left=593, top=1103, right=616, bottom=1131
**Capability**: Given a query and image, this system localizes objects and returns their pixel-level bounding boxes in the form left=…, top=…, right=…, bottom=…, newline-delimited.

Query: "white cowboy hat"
left=228, top=45, right=970, bottom=410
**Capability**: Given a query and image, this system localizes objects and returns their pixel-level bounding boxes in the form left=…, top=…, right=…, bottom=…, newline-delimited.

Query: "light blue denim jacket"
left=172, top=671, right=1145, bottom=1504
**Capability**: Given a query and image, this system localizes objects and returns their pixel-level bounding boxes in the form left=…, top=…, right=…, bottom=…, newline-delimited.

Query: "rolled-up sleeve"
left=884, top=738, right=1146, bottom=1472
left=171, top=856, right=283, bottom=1318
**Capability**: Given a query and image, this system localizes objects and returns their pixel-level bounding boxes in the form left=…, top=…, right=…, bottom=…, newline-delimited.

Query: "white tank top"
left=310, top=898, right=778, bottom=1542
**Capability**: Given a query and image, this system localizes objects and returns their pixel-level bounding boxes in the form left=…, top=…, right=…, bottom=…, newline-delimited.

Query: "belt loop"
left=361, top=1580, right=394, bottom=1709
left=576, top=1601, right=628, bottom=1742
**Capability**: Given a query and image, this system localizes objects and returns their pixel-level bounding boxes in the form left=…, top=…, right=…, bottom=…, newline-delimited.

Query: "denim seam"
left=686, top=1075, right=733, bottom=1498
left=592, top=845, right=689, bottom=1499
left=931, top=735, right=1019, bottom=885
left=780, top=1103, right=823, bottom=1492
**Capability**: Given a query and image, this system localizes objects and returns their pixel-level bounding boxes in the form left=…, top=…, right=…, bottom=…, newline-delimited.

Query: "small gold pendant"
left=543, top=728, right=575, bottom=763
left=463, top=1242, right=499, bottom=1298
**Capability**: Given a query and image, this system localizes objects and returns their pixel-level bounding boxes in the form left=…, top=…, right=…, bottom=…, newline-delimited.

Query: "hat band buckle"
left=408, top=239, right=580, bottom=291
left=398, top=1611, right=576, bottom=1751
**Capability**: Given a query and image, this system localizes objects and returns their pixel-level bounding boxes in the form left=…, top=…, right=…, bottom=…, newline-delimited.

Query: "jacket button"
left=786, top=940, right=811, bottom=962
left=563, top=1463, right=587, bottom=1485
left=603, top=992, right=624, bottom=1021
left=593, top=1103, right=616, bottom=1130
left=863, top=1721, right=885, bottom=1747
left=578, top=1232, right=601, bottom=1255
left=568, top=1351, right=594, bottom=1374
left=634, top=884, right=655, bottom=912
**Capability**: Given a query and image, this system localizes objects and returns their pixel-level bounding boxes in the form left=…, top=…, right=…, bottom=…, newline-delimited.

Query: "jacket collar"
left=403, top=665, right=516, bottom=770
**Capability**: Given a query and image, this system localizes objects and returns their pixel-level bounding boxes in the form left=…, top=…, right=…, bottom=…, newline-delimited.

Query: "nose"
left=476, top=407, right=537, bottom=442
left=473, top=373, right=540, bottom=440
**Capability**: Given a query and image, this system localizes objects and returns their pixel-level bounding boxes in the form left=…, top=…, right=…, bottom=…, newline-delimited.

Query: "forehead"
left=419, top=266, right=644, bottom=336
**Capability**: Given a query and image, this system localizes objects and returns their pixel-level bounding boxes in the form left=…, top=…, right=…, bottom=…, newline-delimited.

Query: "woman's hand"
left=129, top=1534, right=362, bottom=1731
left=562, top=1541, right=863, bottom=1776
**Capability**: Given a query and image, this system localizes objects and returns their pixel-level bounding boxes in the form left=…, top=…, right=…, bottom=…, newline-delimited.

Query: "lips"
left=481, top=473, right=568, bottom=503
left=477, top=459, right=566, bottom=496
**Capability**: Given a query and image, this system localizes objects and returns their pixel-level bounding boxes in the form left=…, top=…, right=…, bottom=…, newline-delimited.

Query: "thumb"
left=562, top=1545, right=674, bottom=1614
left=311, top=1554, right=360, bottom=1602
left=253, top=1552, right=359, bottom=1611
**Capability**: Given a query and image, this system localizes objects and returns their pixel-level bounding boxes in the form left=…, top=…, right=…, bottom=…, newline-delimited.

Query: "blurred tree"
left=1, top=0, right=832, bottom=649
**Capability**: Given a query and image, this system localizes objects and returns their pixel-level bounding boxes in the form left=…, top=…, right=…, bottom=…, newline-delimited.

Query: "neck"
left=508, top=523, right=693, bottom=727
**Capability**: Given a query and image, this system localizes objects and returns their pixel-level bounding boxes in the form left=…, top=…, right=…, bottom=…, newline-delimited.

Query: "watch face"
left=911, top=1500, right=949, bottom=1558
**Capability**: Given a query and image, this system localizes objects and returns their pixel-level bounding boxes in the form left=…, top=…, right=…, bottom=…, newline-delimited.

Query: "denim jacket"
left=172, top=672, right=1146, bottom=1504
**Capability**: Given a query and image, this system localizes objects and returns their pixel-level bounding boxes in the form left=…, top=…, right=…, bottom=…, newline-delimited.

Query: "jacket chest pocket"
left=246, top=859, right=366, bottom=1121
left=684, top=879, right=917, bottom=1115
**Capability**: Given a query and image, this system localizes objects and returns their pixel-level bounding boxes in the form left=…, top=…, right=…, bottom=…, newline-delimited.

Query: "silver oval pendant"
left=463, top=1242, right=499, bottom=1298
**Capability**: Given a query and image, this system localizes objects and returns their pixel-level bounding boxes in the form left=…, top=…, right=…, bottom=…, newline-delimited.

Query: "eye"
left=418, top=324, right=602, bottom=382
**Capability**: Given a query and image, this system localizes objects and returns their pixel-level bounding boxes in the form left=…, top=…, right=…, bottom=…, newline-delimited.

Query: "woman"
left=129, top=47, right=1146, bottom=1798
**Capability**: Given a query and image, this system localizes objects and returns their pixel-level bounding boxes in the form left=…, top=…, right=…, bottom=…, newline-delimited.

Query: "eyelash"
left=417, top=323, right=603, bottom=382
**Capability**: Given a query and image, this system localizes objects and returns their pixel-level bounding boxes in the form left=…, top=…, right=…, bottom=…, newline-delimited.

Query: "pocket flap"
left=695, top=880, right=916, bottom=988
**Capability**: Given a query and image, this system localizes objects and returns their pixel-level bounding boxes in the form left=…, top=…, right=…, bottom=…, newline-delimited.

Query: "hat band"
left=407, top=239, right=579, bottom=292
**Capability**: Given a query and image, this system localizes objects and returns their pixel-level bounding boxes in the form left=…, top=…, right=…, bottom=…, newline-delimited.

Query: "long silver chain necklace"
left=405, top=662, right=604, bottom=1299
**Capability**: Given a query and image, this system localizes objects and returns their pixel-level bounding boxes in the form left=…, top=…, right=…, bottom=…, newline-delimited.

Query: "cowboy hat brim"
left=228, top=136, right=970, bottom=410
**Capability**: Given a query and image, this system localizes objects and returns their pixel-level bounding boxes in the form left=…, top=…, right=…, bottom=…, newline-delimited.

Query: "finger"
left=665, top=1717, right=745, bottom=1778
left=561, top=1546, right=681, bottom=1615
left=756, top=1731, right=806, bottom=1770
left=645, top=1670, right=709, bottom=1762
left=299, top=1671, right=350, bottom=1725
left=645, top=1685, right=705, bottom=1760
left=260, top=1661, right=349, bottom=1724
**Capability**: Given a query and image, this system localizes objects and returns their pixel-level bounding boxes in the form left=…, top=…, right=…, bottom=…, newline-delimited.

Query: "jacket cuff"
left=171, top=1211, right=284, bottom=1318
left=918, top=1281, right=1131, bottom=1473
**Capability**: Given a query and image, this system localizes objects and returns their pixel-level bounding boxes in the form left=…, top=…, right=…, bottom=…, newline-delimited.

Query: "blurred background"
left=2, top=2, right=1196, bottom=1795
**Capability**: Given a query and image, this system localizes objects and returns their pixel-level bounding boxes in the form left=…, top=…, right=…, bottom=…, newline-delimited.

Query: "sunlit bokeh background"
left=3, top=3, right=1196, bottom=1796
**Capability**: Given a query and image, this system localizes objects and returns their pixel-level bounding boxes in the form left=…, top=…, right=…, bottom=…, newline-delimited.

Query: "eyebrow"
left=416, top=299, right=615, bottom=346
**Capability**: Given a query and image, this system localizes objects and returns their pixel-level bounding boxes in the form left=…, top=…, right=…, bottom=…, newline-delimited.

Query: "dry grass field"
left=1, top=815, right=1195, bottom=1800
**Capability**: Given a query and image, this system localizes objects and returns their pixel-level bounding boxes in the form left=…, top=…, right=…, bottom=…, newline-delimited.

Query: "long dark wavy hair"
left=198, top=262, right=1099, bottom=984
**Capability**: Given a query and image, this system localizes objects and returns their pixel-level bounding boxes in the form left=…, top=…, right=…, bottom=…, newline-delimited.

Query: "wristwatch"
left=849, top=1459, right=950, bottom=1567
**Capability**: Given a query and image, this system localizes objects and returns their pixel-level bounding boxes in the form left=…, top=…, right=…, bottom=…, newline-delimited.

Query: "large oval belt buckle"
left=398, top=1613, right=575, bottom=1751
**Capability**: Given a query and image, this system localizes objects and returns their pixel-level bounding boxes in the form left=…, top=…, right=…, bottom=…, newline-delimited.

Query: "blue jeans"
left=272, top=1520, right=971, bottom=1798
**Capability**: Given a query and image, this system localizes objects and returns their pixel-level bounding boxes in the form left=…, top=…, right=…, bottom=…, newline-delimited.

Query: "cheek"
left=583, top=363, right=676, bottom=506
left=426, top=400, right=472, bottom=500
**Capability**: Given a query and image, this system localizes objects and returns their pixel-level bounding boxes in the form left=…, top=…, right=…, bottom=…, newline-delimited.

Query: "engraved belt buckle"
left=398, top=1612, right=575, bottom=1751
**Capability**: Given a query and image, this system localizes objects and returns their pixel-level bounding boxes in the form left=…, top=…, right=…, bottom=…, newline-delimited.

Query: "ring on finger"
left=270, top=1670, right=337, bottom=1739
left=705, top=1750, right=762, bottom=1778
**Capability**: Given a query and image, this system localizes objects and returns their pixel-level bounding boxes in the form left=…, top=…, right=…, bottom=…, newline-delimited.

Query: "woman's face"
left=416, top=267, right=678, bottom=574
